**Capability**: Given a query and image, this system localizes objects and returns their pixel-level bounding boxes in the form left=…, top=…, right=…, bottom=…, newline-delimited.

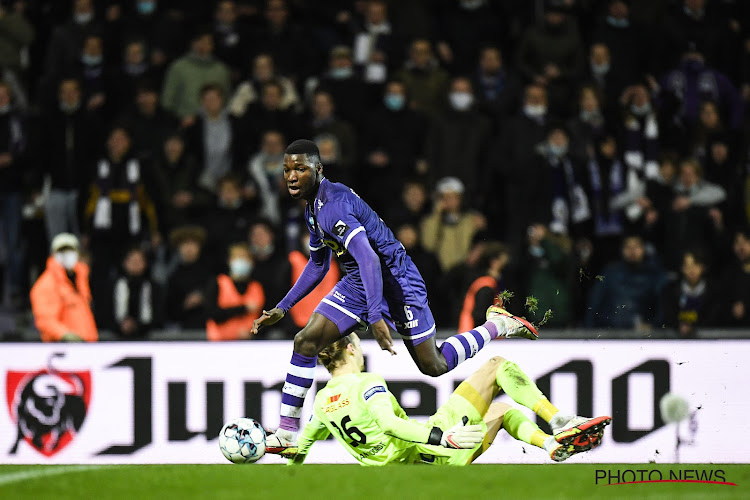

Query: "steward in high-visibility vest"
left=458, top=242, right=510, bottom=332
left=206, top=244, right=265, bottom=340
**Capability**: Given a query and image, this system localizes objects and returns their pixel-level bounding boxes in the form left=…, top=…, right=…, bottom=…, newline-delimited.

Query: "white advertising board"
left=1, top=340, right=748, bottom=464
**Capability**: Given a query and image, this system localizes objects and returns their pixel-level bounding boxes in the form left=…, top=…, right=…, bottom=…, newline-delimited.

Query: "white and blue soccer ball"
left=219, top=418, right=266, bottom=464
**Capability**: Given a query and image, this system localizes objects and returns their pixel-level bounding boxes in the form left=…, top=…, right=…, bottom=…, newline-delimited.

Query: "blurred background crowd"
left=1, top=0, right=750, bottom=341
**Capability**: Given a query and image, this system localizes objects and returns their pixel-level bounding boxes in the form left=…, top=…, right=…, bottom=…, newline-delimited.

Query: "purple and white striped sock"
left=439, top=321, right=499, bottom=371
left=279, top=351, right=317, bottom=433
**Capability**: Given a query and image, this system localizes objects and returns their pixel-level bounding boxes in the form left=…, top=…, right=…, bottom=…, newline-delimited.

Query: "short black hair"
left=285, top=139, right=320, bottom=160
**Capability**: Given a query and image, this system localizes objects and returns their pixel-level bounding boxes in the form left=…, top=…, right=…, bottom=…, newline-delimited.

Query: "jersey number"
left=330, top=416, right=366, bottom=447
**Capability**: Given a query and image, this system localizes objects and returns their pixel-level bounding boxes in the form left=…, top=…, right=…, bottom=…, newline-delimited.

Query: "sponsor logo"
left=317, top=199, right=323, bottom=211
left=333, top=291, right=346, bottom=303
left=6, top=354, right=91, bottom=457
left=363, top=386, right=386, bottom=401
left=326, top=394, right=341, bottom=404
left=333, top=220, right=349, bottom=238
left=323, top=396, right=350, bottom=413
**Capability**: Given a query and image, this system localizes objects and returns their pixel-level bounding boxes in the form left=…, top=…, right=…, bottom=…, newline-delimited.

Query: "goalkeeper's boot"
left=553, top=415, right=611, bottom=452
left=486, top=296, right=539, bottom=340
left=265, top=429, right=298, bottom=458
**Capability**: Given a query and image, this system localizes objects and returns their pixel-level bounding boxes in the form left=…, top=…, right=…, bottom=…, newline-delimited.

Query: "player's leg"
left=395, top=299, right=536, bottom=377
left=270, top=285, right=368, bottom=450
left=494, top=358, right=611, bottom=453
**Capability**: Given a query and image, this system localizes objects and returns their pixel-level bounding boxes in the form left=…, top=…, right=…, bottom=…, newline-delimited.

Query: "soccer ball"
left=218, top=418, right=266, bottom=464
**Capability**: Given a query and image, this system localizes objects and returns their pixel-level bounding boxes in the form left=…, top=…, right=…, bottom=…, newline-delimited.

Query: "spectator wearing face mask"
left=108, top=246, right=162, bottom=339
left=585, top=42, right=623, bottom=115
left=567, top=85, right=607, bottom=161
left=76, top=34, right=111, bottom=117
left=490, top=82, right=550, bottom=243
left=205, top=243, right=264, bottom=340
left=30, top=233, right=98, bottom=342
left=303, top=46, right=368, bottom=131
left=362, top=79, right=428, bottom=213
left=426, top=76, right=490, bottom=204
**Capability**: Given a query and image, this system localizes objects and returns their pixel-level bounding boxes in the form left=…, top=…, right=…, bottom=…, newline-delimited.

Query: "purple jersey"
left=306, top=179, right=427, bottom=305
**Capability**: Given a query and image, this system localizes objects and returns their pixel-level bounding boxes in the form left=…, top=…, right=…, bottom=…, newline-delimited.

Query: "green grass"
left=1, top=464, right=748, bottom=500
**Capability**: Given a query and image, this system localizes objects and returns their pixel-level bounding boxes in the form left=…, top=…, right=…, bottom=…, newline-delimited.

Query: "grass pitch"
left=1, top=464, right=748, bottom=500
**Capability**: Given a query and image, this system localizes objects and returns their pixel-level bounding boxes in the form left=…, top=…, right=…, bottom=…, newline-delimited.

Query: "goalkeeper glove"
left=428, top=416, right=485, bottom=449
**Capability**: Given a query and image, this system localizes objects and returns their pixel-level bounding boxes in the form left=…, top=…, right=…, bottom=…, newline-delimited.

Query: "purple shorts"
left=314, top=282, right=436, bottom=346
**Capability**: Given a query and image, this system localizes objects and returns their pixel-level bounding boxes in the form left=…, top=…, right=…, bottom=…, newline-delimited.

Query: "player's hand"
left=440, top=417, right=484, bottom=449
left=371, top=319, right=396, bottom=355
left=251, top=308, right=284, bottom=335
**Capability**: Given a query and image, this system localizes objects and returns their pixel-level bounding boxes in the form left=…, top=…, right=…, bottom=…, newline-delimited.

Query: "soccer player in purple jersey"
left=252, top=139, right=539, bottom=453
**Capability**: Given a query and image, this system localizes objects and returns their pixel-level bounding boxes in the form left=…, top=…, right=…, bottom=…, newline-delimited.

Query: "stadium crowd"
left=1, top=0, right=750, bottom=341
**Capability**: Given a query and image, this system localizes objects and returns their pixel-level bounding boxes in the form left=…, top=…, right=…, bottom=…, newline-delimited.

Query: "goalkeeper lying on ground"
left=281, top=332, right=611, bottom=465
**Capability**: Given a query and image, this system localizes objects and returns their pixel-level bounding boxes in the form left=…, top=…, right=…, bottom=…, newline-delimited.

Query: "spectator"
left=119, top=0, right=187, bottom=73
left=351, top=0, right=397, bottom=84
left=394, top=38, right=450, bottom=118
left=161, top=26, right=230, bottom=124
left=436, top=0, right=504, bottom=75
left=248, top=218, right=291, bottom=311
left=691, top=101, right=736, bottom=163
left=567, top=85, right=607, bottom=161
left=362, top=79, right=427, bottom=213
left=212, top=0, right=248, bottom=80
left=471, top=46, right=522, bottom=128
left=662, top=0, right=732, bottom=71
left=35, top=77, right=102, bottom=242
left=200, top=174, right=255, bottom=270
left=585, top=43, right=622, bottom=117
left=723, top=227, right=750, bottom=327
left=421, top=177, right=484, bottom=273
left=639, top=153, right=679, bottom=254
left=166, top=225, right=211, bottom=329
left=662, top=158, right=726, bottom=270
left=620, top=82, right=660, bottom=183
left=516, top=2, right=584, bottom=116
left=240, top=80, right=297, bottom=152
left=659, top=42, right=743, bottom=139
left=0, top=81, right=28, bottom=308
left=30, top=233, right=97, bottom=342
left=110, top=246, right=162, bottom=339
left=229, top=53, right=300, bottom=116
left=541, top=123, right=591, bottom=238
left=521, top=224, right=573, bottom=328
left=386, top=179, right=430, bottom=230
left=205, top=243, right=264, bottom=340
left=83, top=126, right=159, bottom=296
left=426, top=76, right=491, bottom=203
left=149, top=132, right=210, bottom=233
left=185, top=83, right=243, bottom=193
left=118, top=79, right=178, bottom=162
left=251, top=0, right=314, bottom=82
left=287, top=232, right=339, bottom=330
left=76, top=34, right=110, bottom=117
left=491, top=83, right=549, bottom=246
left=39, top=0, right=102, bottom=107
left=308, top=89, right=357, bottom=173
left=304, top=46, right=368, bottom=130
left=585, top=234, right=665, bottom=329
left=246, top=129, right=286, bottom=225
left=458, top=241, right=511, bottom=332
left=662, top=250, right=719, bottom=337
left=110, top=39, right=158, bottom=115
left=0, top=1, right=34, bottom=110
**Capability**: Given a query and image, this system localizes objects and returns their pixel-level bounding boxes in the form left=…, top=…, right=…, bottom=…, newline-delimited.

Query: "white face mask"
left=229, top=258, right=252, bottom=277
left=54, top=250, right=79, bottom=270
left=74, top=12, right=94, bottom=25
left=523, top=104, right=546, bottom=118
left=449, top=92, right=474, bottom=111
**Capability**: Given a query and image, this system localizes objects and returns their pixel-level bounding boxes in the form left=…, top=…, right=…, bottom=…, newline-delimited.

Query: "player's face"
left=350, top=334, right=365, bottom=371
left=283, top=154, right=319, bottom=200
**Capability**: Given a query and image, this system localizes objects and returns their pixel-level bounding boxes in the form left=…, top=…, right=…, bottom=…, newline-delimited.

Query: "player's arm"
left=364, top=385, right=483, bottom=449
left=346, top=232, right=383, bottom=325
left=276, top=243, right=332, bottom=313
left=287, top=413, right=330, bottom=465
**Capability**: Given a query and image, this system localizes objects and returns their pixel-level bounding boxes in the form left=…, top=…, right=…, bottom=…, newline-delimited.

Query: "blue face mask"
left=329, top=67, right=353, bottom=80
left=137, top=1, right=156, bottom=15
left=384, top=93, right=405, bottom=111
left=82, top=54, right=103, bottom=66
left=606, top=16, right=629, bottom=28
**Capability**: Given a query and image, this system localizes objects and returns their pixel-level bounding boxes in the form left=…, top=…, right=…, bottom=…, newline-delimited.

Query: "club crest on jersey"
left=317, top=199, right=323, bottom=210
left=333, top=220, right=349, bottom=237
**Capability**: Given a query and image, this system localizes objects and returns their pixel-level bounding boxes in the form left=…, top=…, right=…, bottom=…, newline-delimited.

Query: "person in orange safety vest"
left=30, top=233, right=98, bottom=342
left=206, top=243, right=265, bottom=340
left=288, top=232, right=340, bottom=328
left=458, top=242, right=511, bottom=333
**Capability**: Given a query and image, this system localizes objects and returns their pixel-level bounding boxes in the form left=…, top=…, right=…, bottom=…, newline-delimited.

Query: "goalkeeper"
left=283, top=332, right=611, bottom=465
